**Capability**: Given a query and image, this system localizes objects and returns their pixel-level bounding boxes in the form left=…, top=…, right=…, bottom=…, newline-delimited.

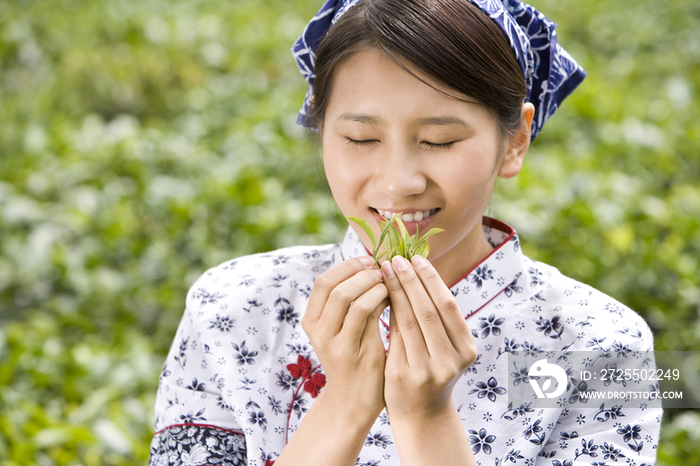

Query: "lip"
left=371, top=207, right=440, bottom=236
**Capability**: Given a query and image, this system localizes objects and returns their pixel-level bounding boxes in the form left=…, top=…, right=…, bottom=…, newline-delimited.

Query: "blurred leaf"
left=0, top=0, right=698, bottom=464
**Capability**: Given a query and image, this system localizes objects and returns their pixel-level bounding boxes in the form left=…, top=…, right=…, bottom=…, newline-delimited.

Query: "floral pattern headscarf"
left=292, top=0, right=586, bottom=140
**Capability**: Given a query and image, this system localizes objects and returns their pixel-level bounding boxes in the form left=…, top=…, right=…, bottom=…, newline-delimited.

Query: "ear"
left=498, top=103, right=535, bottom=179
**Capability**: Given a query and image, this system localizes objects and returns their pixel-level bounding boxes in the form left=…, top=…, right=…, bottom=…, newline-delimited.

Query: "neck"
left=430, top=226, right=495, bottom=288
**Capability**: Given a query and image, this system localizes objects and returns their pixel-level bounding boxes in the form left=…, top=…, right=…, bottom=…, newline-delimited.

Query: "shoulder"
left=189, top=242, right=337, bottom=289
left=525, top=258, right=654, bottom=351
left=184, top=242, right=339, bottom=320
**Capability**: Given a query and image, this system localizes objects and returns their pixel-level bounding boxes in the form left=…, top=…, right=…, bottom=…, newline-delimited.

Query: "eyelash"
left=423, top=141, right=455, bottom=150
left=346, top=138, right=378, bottom=148
left=345, top=138, right=456, bottom=150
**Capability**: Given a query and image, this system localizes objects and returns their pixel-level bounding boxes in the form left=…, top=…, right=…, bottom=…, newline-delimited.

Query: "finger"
left=411, top=255, right=475, bottom=355
left=390, top=255, right=453, bottom=357
left=358, top=296, right=390, bottom=350
left=315, top=267, right=383, bottom=339
left=381, top=259, right=428, bottom=362
left=386, top=297, right=407, bottom=368
left=340, top=283, right=388, bottom=347
left=305, top=256, right=375, bottom=327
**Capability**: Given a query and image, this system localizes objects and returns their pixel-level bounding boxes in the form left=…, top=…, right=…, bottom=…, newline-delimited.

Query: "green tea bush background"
left=0, top=0, right=698, bottom=464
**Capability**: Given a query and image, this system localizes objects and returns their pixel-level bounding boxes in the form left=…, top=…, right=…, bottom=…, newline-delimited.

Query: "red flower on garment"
left=265, top=460, right=275, bottom=466
left=286, top=355, right=326, bottom=398
left=303, top=373, right=327, bottom=398
left=286, top=355, right=312, bottom=379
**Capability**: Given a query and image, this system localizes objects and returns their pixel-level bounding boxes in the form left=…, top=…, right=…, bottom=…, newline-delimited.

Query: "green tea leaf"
left=395, top=239, right=406, bottom=259
left=395, top=216, right=410, bottom=241
left=347, top=216, right=376, bottom=252
left=376, top=215, right=398, bottom=258
left=384, top=223, right=400, bottom=253
left=416, top=227, right=444, bottom=242
left=346, top=213, right=444, bottom=262
left=413, top=240, right=430, bottom=258
left=410, top=228, right=443, bottom=258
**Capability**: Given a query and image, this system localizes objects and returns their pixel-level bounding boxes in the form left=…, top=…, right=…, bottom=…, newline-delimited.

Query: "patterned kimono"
left=149, top=217, right=660, bottom=466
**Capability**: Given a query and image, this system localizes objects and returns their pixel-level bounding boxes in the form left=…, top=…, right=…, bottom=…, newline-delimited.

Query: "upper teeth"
left=377, top=209, right=434, bottom=222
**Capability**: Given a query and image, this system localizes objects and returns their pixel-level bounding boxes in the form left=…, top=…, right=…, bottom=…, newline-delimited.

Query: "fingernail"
left=359, top=256, right=374, bottom=267
left=392, top=255, right=409, bottom=271
left=381, top=261, right=395, bottom=278
left=411, top=255, right=429, bottom=269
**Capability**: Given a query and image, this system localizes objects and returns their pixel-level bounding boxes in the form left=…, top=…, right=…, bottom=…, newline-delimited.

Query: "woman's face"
left=321, top=48, right=531, bottom=284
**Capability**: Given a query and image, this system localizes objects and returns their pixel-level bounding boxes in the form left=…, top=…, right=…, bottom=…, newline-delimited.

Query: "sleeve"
left=536, top=308, right=662, bottom=466
left=149, top=273, right=248, bottom=466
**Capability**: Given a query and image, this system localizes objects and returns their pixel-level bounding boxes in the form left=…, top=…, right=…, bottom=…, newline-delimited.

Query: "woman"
left=150, top=0, right=660, bottom=464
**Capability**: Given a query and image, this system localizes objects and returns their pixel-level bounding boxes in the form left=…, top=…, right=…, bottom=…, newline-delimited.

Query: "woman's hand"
left=381, top=254, right=477, bottom=466
left=277, top=256, right=388, bottom=466
left=302, top=255, right=389, bottom=418
left=382, top=254, right=476, bottom=418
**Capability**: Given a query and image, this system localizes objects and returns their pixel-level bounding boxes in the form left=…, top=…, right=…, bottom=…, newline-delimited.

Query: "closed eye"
left=346, top=138, right=458, bottom=150
left=422, top=141, right=457, bottom=150
left=346, top=138, right=379, bottom=148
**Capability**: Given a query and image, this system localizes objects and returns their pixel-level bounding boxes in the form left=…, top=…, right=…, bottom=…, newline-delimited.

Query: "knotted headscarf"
left=291, top=0, right=586, bottom=140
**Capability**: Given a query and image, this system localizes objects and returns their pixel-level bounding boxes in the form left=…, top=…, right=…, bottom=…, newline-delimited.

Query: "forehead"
left=325, top=48, right=493, bottom=127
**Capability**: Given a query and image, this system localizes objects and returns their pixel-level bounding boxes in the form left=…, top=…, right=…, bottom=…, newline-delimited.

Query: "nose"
left=374, top=144, right=427, bottom=200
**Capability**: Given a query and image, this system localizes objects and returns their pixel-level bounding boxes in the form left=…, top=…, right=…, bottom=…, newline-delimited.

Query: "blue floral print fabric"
left=149, top=218, right=660, bottom=465
left=291, top=0, right=586, bottom=140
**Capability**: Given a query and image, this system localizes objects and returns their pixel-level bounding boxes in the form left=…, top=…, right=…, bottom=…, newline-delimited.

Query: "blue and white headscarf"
left=291, top=0, right=586, bottom=140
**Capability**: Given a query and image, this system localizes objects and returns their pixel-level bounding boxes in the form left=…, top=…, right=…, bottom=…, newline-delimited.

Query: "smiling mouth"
left=373, top=208, right=439, bottom=223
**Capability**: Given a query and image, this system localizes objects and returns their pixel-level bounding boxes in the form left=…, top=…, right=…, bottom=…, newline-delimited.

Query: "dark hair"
left=312, top=0, right=527, bottom=142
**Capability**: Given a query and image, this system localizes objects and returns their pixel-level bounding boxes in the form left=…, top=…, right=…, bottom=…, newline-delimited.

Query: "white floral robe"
left=150, top=217, right=660, bottom=466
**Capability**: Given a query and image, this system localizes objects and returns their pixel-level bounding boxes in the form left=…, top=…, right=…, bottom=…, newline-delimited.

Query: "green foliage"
left=0, top=0, right=698, bottom=464
left=348, top=214, right=444, bottom=261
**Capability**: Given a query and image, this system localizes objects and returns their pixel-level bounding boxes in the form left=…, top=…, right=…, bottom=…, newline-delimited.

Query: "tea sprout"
left=348, top=213, right=444, bottom=262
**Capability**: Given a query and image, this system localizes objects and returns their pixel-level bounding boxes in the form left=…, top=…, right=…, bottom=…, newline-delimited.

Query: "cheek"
left=443, top=157, right=497, bottom=194
left=321, top=139, right=342, bottom=185
left=438, top=161, right=499, bottom=221
left=322, top=147, right=362, bottom=209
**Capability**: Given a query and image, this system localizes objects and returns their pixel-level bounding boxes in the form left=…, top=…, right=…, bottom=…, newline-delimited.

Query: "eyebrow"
left=338, top=112, right=383, bottom=125
left=337, top=112, right=468, bottom=127
left=417, top=116, right=469, bottom=126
